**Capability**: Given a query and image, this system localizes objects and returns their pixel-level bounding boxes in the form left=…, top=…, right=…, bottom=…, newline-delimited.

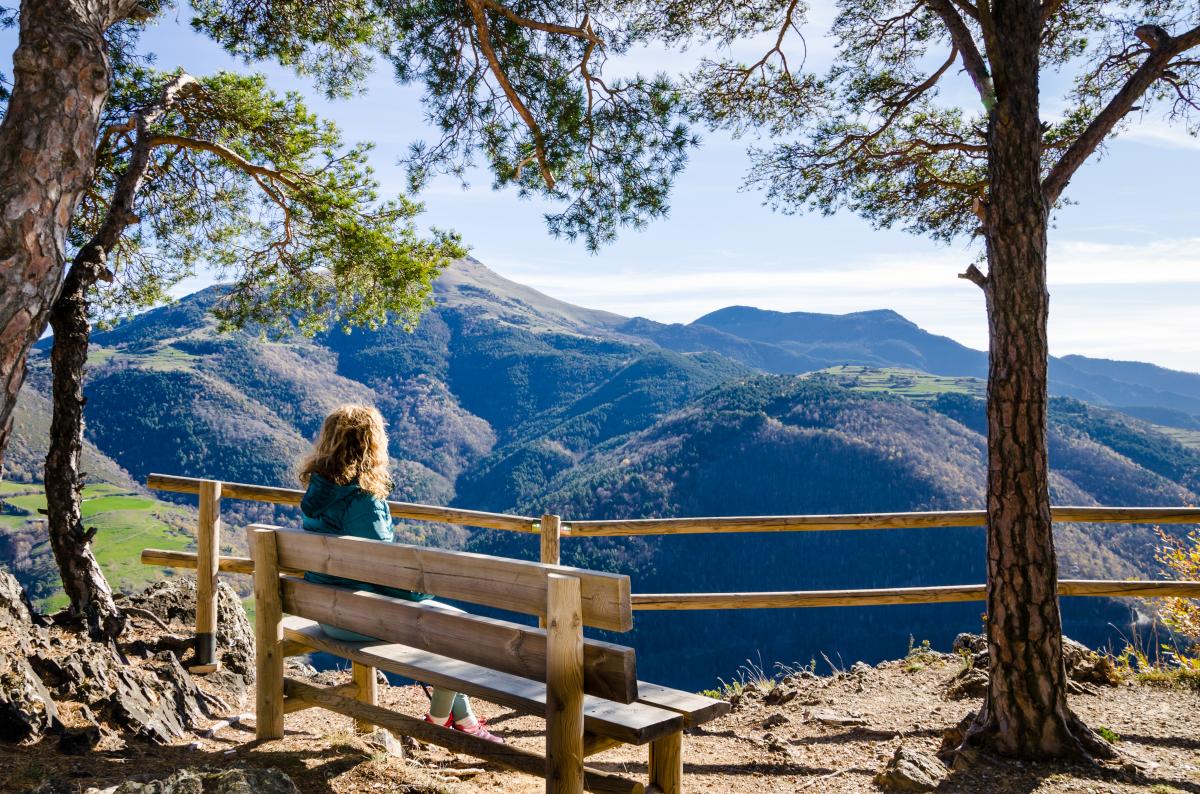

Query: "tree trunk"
left=964, top=0, right=1109, bottom=760
left=0, top=0, right=123, bottom=474
left=44, top=252, right=125, bottom=640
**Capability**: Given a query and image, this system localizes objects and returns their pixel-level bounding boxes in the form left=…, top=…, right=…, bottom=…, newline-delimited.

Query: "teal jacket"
left=299, top=473, right=432, bottom=602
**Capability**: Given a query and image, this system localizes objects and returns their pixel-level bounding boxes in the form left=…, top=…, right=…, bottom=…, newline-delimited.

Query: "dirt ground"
left=3, top=653, right=1198, bottom=793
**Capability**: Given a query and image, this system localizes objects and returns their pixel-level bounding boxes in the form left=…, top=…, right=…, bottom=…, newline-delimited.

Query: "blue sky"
left=4, top=8, right=1198, bottom=371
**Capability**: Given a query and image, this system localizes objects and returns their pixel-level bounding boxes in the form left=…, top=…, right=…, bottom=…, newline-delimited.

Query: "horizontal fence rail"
left=631, top=580, right=1200, bottom=610
left=565, top=506, right=1200, bottom=537
left=147, top=472, right=538, bottom=533
left=142, top=472, right=1200, bottom=671
left=142, top=547, right=1200, bottom=611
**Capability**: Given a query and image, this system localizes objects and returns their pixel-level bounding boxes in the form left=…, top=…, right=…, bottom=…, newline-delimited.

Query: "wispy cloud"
left=1118, top=121, right=1200, bottom=151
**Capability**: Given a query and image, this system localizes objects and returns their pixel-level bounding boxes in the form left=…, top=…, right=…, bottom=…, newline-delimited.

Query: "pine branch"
left=465, top=0, right=556, bottom=189
left=958, top=262, right=989, bottom=290
left=1042, top=22, right=1200, bottom=204
left=926, top=0, right=996, bottom=111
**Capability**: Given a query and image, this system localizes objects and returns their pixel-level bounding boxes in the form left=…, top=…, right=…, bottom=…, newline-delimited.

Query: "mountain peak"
left=433, top=257, right=629, bottom=336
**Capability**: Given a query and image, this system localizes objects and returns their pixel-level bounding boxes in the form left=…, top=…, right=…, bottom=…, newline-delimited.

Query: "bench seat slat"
left=281, top=577, right=638, bottom=703
left=272, top=528, right=632, bottom=631
left=635, top=681, right=730, bottom=728
left=282, top=616, right=681, bottom=744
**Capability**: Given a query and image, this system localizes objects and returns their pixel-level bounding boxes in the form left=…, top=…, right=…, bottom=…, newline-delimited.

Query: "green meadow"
left=814, top=366, right=985, bottom=401
left=0, top=481, right=196, bottom=611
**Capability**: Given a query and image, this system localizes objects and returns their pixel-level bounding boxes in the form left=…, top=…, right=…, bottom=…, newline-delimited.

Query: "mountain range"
left=4, top=257, right=1199, bottom=687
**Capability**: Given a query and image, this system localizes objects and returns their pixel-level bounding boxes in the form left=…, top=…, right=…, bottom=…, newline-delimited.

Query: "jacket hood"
left=300, top=473, right=361, bottom=518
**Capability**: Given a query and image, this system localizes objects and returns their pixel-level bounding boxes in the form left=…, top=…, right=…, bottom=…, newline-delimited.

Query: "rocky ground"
left=1, top=572, right=1198, bottom=793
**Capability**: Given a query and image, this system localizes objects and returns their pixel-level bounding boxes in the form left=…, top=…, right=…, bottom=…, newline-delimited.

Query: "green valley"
left=6, top=257, right=1199, bottom=687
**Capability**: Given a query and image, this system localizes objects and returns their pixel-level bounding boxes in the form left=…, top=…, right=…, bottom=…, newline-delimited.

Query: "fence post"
left=539, top=514, right=561, bottom=629
left=545, top=573, right=584, bottom=794
left=540, top=513, right=562, bottom=566
left=192, top=479, right=223, bottom=673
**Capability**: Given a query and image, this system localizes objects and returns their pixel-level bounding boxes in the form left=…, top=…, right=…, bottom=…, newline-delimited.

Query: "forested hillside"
left=5, top=257, right=1198, bottom=686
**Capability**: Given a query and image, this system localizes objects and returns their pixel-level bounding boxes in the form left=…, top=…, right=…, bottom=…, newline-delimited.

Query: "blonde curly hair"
left=298, top=404, right=392, bottom=499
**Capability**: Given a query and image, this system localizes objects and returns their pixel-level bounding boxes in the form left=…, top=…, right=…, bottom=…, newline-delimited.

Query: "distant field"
left=1154, top=425, right=1200, bottom=452
left=813, top=365, right=984, bottom=401
left=0, top=481, right=197, bottom=611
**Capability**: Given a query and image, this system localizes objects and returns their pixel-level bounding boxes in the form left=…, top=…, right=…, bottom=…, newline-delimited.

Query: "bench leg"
left=648, top=731, right=682, bottom=794
left=352, top=662, right=378, bottom=734
left=251, top=528, right=285, bottom=740
left=546, top=574, right=584, bottom=794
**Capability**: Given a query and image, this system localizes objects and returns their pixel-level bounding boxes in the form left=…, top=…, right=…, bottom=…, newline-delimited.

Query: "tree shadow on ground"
left=935, top=752, right=1200, bottom=794
left=0, top=733, right=420, bottom=794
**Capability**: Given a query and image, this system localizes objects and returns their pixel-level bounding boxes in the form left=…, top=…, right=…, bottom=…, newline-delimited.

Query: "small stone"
left=764, top=686, right=797, bottom=705
left=946, top=667, right=988, bottom=700
left=106, top=768, right=300, bottom=793
left=360, top=728, right=405, bottom=759
left=442, top=768, right=485, bottom=779
left=952, top=633, right=987, bottom=656
left=58, top=724, right=103, bottom=755
left=285, top=659, right=319, bottom=678
left=874, top=746, right=948, bottom=792
left=762, top=712, right=790, bottom=729
left=850, top=661, right=872, bottom=675
left=766, top=736, right=791, bottom=754
left=810, top=709, right=866, bottom=727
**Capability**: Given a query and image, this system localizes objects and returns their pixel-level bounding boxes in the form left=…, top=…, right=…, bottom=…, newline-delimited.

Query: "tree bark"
left=44, top=252, right=125, bottom=640
left=37, top=70, right=195, bottom=641
left=0, top=0, right=132, bottom=474
left=964, top=0, right=1109, bottom=760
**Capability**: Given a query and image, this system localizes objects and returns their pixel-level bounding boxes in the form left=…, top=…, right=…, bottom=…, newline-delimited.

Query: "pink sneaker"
left=423, top=713, right=453, bottom=727
left=453, top=716, right=505, bottom=744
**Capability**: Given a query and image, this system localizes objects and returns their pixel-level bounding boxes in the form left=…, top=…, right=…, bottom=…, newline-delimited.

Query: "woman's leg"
left=450, top=692, right=475, bottom=722
left=428, top=688, right=457, bottom=722
left=419, top=599, right=500, bottom=742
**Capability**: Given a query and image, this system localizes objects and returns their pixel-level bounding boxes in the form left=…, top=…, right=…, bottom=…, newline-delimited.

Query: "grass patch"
left=1096, top=726, right=1120, bottom=744
left=0, top=481, right=42, bottom=497
left=81, top=494, right=157, bottom=516
left=0, top=482, right=197, bottom=610
left=1133, top=666, right=1200, bottom=691
left=4, top=492, right=47, bottom=513
left=812, top=365, right=984, bottom=403
left=703, top=655, right=818, bottom=699
left=902, top=636, right=944, bottom=673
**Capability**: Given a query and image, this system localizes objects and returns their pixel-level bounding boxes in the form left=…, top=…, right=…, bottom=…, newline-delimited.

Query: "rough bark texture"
left=964, top=0, right=1106, bottom=760
left=44, top=253, right=125, bottom=640
left=0, top=0, right=132, bottom=474
left=39, top=73, right=192, bottom=641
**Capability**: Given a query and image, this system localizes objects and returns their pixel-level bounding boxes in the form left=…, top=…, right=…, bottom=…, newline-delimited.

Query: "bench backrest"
left=250, top=524, right=639, bottom=703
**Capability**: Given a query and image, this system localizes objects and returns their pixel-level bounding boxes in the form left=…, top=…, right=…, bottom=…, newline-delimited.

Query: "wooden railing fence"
left=140, top=473, right=1200, bottom=672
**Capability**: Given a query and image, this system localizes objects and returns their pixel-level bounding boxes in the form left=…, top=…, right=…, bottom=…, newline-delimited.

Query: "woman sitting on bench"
left=297, top=404, right=505, bottom=743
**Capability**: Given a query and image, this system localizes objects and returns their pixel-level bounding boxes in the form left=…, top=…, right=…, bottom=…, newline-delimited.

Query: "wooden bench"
left=248, top=524, right=729, bottom=794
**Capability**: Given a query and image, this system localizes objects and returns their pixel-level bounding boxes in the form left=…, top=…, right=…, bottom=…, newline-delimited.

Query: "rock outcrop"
left=875, top=746, right=949, bottom=792
left=0, top=570, right=58, bottom=742
left=33, top=768, right=301, bottom=794
left=0, top=572, right=225, bottom=746
left=946, top=633, right=1121, bottom=699
left=122, top=576, right=255, bottom=677
left=0, top=642, right=59, bottom=742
